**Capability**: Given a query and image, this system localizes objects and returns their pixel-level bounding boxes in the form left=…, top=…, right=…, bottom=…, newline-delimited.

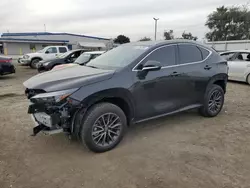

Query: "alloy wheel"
left=208, top=90, right=223, bottom=114
left=91, top=113, right=122, bottom=147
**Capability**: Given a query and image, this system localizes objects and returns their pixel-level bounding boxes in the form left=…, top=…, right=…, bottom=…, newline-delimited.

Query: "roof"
left=0, top=37, right=68, bottom=43
left=220, top=50, right=250, bottom=54
left=206, top=40, right=250, bottom=44
left=78, top=41, right=106, bottom=48
left=1, top=32, right=110, bottom=41
left=125, top=39, right=205, bottom=47
left=84, top=51, right=105, bottom=54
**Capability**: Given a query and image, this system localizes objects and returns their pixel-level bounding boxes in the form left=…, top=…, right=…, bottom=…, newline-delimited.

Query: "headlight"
left=30, top=88, right=78, bottom=103
left=23, top=55, right=29, bottom=59
left=43, top=62, right=50, bottom=66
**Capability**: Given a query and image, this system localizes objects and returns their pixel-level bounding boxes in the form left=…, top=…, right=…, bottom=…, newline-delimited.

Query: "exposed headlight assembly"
left=43, top=62, right=50, bottom=66
left=30, top=88, right=78, bottom=103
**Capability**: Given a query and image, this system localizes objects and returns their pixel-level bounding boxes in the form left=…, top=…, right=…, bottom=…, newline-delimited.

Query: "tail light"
left=0, top=58, right=12, bottom=63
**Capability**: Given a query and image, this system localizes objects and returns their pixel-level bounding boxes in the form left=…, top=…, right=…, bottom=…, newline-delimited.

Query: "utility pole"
left=44, top=24, right=46, bottom=32
left=153, top=18, right=159, bottom=41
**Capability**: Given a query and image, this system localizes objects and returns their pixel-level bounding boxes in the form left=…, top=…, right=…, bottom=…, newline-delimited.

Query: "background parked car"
left=52, top=51, right=105, bottom=71
left=18, top=46, right=69, bottom=69
left=37, top=49, right=85, bottom=72
left=0, top=55, right=15, bottom=76
left=220, top=50, right=250, bottom=84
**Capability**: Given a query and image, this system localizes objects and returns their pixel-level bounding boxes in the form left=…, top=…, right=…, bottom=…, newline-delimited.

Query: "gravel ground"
left=0, top=63, right=250, bottom=188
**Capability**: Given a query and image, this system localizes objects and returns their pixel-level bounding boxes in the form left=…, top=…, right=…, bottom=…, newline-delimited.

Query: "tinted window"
left=46, top=47, right=57, bottom=54
left=198, top=47, right=210, bottom=59
left=59, top=47, right=67, bottom=53
left=179, top=44, right=202, bottom=64
left=142, top=45, right=176, bottom=67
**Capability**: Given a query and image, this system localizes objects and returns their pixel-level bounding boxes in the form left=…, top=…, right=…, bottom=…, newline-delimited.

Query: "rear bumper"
left=0, top=65, right=15, bottom=75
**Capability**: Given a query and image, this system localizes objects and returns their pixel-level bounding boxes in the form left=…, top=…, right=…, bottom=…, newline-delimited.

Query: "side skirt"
left=134, top=104, right=202, bottom=124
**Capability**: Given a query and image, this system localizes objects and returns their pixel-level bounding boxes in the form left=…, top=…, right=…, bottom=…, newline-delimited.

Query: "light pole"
left=153, top=18, right=159, bottom=41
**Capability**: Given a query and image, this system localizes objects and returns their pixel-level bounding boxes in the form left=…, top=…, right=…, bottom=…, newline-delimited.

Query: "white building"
left=205, top=40, right=250, bottom=52
left=0, top=32, right=113, bottom=55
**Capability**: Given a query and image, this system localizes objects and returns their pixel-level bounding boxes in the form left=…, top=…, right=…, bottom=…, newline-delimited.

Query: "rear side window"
left=59, top=47, right=67, bottom=53
left=178, top=44, right=202, bottom=64
left=143, top=45, right=176, bottom=67
left=198, top=47, right=210, bottom=60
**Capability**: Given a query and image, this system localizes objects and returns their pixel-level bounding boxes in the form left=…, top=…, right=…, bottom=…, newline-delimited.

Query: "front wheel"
left=30, top=58, right=41, bottom=69
left=199, top=84, right=224, bottom=117
left=80, top=103, right=127, bottom=153
left=247, top=74, right=250, bottom=85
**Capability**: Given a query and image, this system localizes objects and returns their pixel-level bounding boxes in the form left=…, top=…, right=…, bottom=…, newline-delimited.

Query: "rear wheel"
left=80, top=103, right=127, bottom=153
left=199, top=84, right=224, bottom=117
left=247, top=74, right=250, bottom=85
left=30, top=58, right=41, bottom=69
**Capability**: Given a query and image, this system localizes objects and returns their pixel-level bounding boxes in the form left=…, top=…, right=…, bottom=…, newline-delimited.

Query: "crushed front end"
left=25, top=88, right=81, bottom=136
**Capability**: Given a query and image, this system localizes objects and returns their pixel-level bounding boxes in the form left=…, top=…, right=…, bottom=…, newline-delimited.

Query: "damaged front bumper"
left=28, top=99, right=80, bottom=136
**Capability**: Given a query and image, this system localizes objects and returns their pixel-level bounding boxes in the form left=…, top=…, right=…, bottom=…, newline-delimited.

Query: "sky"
left=0, top=0, right=249, bottom=41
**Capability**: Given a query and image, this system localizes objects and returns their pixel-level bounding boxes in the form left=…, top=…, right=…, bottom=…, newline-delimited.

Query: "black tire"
left=199, top=84, right=224, bottom=117
left=80, top=103, right=127, bottom=153
left=247, top=74, right=250, bottom=85
left=30, top=58, right=41, bottom=69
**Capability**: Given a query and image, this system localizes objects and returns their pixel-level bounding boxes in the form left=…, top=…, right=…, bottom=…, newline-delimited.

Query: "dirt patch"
left=0, top=63, right=250, bottom=188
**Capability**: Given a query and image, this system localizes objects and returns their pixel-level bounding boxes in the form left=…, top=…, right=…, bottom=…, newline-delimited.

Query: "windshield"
left=58, top=51, right=74, bottom=58
left=86, top=45, right=149, bottom=70
left=74, top=53, right=91, bottom=64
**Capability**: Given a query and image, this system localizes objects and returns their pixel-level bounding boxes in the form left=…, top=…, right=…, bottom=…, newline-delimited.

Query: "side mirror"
left=45, top=51, right=49, bottom=54
left=142, top=60, right=162, bottom=71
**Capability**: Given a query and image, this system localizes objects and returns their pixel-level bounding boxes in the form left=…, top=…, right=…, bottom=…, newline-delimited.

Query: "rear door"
left=174, top=44, right=212, bottom=107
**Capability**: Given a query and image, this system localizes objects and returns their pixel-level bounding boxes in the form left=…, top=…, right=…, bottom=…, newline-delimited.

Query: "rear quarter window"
left=198, top=47, right=210, bottom=60
left=59, top=47, right=67, bottom=53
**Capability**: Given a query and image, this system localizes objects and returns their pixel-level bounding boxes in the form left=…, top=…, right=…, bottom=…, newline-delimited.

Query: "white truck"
left=18, top=46, right=69, bottom=69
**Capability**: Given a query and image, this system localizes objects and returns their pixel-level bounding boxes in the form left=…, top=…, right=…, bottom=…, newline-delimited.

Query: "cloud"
left=0, top=0, right=249, bottom=40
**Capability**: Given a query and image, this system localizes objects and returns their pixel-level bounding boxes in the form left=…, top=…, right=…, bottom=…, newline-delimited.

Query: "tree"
left=139, top=37, right=152, bottom=41
left=182, top=31, right=198, bottom=41
left=114, top=35, right=130, bottom=44
left=205, top=5, right=250, bottom=41
left=163, top=30, right=174, bottom=40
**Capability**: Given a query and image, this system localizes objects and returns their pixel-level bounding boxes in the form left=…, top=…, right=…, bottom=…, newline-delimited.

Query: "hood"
left=40, top=58, right=64, bottom=64
left=23, top=66, right=115, bottom=92
left=26, top=52, right=41, bottom=57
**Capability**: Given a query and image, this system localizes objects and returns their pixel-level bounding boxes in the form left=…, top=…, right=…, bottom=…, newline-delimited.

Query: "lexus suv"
left=23, top=40, right=228, bottom=153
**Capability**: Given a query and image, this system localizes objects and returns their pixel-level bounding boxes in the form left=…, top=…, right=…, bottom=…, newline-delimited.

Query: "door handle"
left=170, top=72, right=181, bottom=76
left=204, top=65, right=212, bottom=70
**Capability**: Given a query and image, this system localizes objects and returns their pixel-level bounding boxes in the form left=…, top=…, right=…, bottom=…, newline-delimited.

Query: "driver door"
left=132, top=45, right=187, bottom=120
left=44, top=47, right=58, bottom=60
left=229, top=52, right=250, bottom=81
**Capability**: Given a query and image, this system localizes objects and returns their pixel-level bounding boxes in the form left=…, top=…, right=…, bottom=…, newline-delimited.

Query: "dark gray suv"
left=24, top=40, right=228, bottom=153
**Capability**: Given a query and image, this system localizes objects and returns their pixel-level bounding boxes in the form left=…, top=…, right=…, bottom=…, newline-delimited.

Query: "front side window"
left=140, top=45, right=176, bottom=67
left=46, top=47, right=57, bottom=54
left=178, top=44, right=202, bottom=64
left=236, top=52, right=250, bottom=61
left=59, top=47, right=67, bottom=53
